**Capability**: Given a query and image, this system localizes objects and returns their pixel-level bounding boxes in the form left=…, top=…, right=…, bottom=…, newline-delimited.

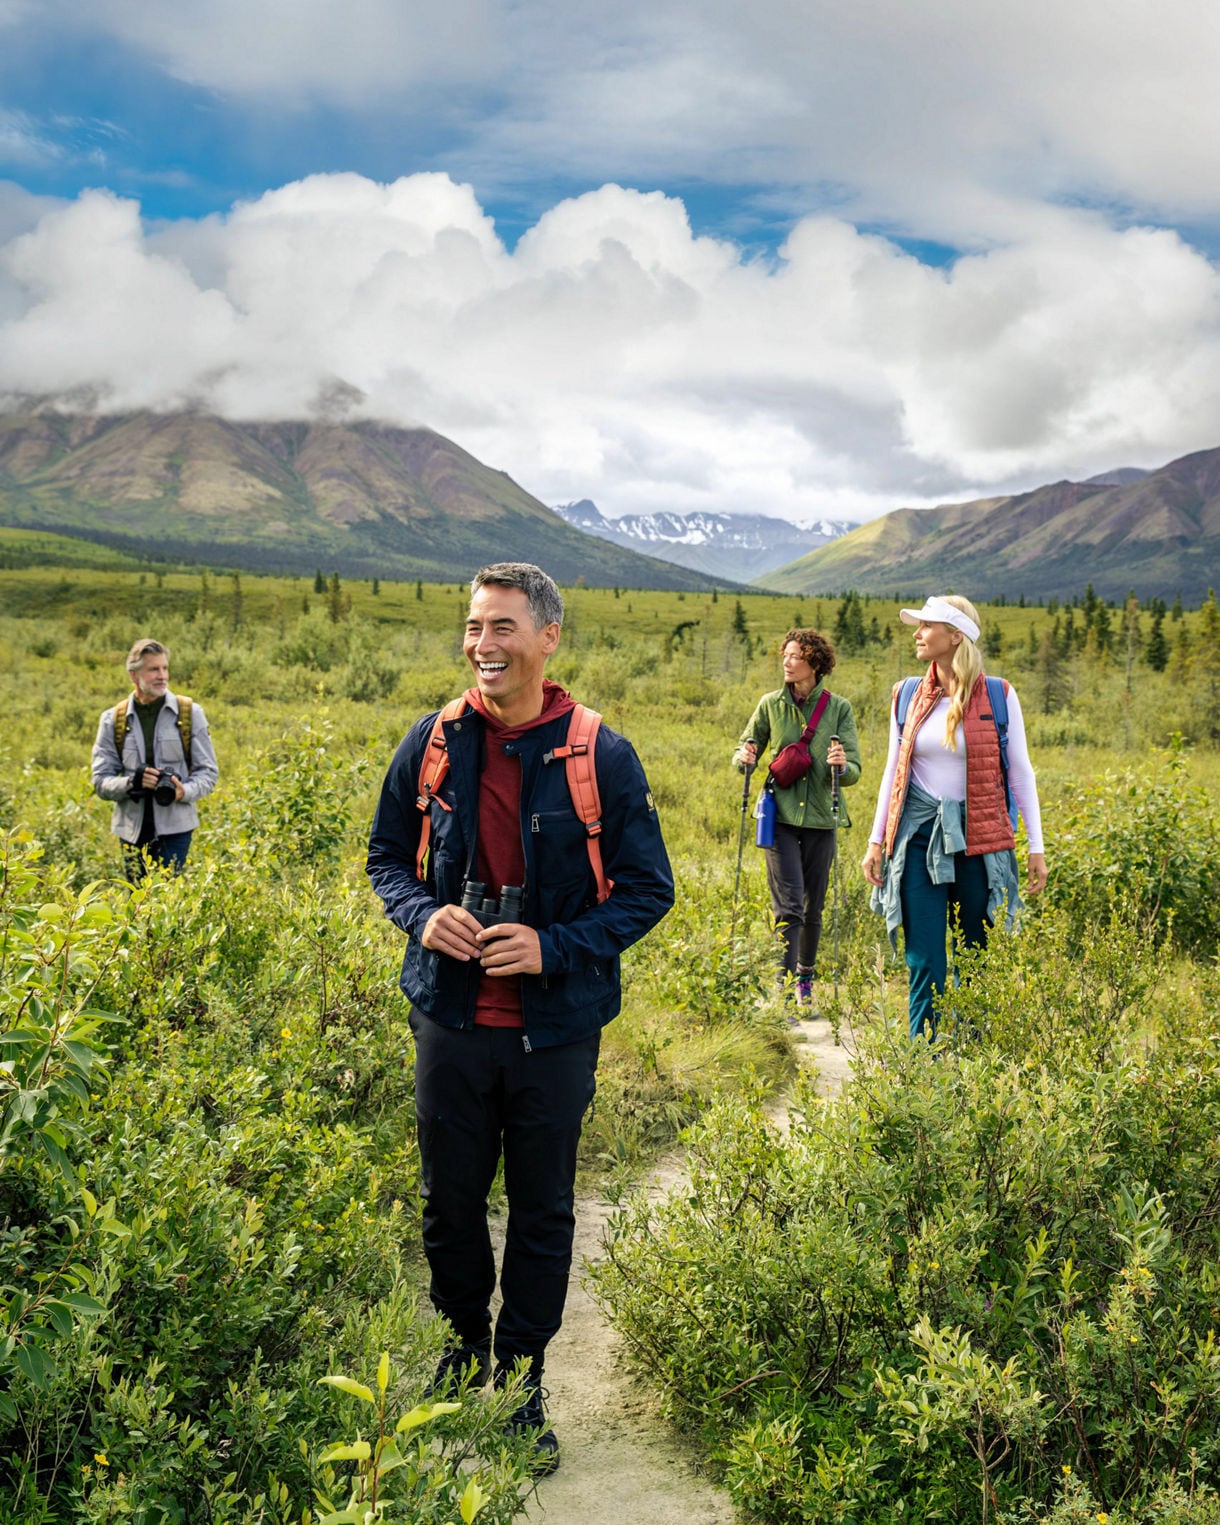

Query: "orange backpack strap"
left=545, top=704, right=613, bottom=904
left=414, top=697, right=468, bottom=881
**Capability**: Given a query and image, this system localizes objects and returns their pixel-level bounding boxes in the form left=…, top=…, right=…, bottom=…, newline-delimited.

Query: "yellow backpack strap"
left=176, top=695, right=193, bottom=767
left=547, top=704, right=612, bottom=904
left=113, top=695, right=132, bottom=744
left=414, top=697, right=468, bottom=881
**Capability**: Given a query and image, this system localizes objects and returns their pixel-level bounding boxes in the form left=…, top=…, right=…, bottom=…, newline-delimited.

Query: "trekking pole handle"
left=740, top=738, right=757, bottom=810
left=829, top=734, right=841, bottom=807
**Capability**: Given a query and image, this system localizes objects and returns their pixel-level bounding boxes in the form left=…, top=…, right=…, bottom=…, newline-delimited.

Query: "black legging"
left=763, top=822, right=835, bottom=976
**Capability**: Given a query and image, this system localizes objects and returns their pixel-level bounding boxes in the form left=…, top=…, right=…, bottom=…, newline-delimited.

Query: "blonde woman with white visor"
left=862, top=596, right=1047, bottom=1040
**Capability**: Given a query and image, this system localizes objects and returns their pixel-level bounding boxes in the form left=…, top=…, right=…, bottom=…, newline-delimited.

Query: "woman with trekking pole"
left=861, top=595, right=1048, bottom=1042
left=735, top=628, right=861, bottom=1016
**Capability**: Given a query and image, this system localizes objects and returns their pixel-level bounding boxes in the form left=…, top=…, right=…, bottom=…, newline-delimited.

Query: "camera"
left=128, top=769, right=181, bottom=805
left=153, top=771, right=181, bottom=806
left=460, top=881, right=525, bottom=927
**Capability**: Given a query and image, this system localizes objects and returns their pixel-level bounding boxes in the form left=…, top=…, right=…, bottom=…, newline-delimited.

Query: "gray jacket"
left=91, top=689, right=219, bottom=844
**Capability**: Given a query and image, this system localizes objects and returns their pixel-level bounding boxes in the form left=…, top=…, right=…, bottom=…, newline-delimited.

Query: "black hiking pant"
left=764, top=822, right=835, bottom=977
left=409, top=1015, right=600, bottom=1367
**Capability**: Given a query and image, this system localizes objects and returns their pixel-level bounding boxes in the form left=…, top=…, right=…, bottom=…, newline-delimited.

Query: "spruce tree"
left=1037, top=628, right=1068, bottom=714
left=1145, top=611, right=1168, bottom=672
left=1092, top=603, right=1113, bottom=656
left=833, top=591, right=866, bottom=652
left=1193, top=588, right=1220, bottom=738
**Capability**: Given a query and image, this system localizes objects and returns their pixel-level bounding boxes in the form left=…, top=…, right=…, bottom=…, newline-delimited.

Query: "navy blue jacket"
left=366, top=700, right=674, bottom=1050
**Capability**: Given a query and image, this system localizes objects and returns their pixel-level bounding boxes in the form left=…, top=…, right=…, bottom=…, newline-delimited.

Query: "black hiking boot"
left=427, top=1337, right=491, bottom=1397
left=495, top=1360, right=560, bottom=1475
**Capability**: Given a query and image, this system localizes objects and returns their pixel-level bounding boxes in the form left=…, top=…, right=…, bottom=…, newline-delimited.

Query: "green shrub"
left=1045, top=744, right=1220, bottom=954
left=218, top=719, right=367, bottom=868
left=592, top=910, right=1220, bottom=1522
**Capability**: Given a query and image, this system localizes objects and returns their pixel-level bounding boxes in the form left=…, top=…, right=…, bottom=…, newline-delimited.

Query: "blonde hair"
left=941, top=595, right=983, bottom=750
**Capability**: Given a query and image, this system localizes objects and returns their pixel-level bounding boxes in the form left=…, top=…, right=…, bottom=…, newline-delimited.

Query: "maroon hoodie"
left=464, top=681, right=576, bottom=1027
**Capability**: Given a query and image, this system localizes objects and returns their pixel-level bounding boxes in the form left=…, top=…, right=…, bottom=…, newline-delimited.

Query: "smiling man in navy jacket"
left=367, top=562, right=673, bottom=1473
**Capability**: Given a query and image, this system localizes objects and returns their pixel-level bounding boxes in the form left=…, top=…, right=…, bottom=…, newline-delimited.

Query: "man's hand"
left=421, top=904, right=484, bottom=962
left=477, top=923, right=543, bottom=976
left=1027, top=853, right=1048, bottom=895
left=138, top=768, right=185, bottom=800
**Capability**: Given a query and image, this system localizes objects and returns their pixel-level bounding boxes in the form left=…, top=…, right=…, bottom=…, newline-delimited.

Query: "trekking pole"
left=829, top=734, right=842, bottom=1001
left=731, top=740, right=757, bottom=950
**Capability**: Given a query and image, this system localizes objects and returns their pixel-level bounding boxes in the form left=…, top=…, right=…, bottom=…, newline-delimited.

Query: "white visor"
left=899, top=597, right=980, bottom=644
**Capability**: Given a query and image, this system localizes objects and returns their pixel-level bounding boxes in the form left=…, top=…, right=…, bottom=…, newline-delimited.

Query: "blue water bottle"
left=754, top=785, right=776, bottom=848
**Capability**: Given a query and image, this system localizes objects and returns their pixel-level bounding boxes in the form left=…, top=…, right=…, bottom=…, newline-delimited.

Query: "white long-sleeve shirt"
left=868, top=685, right=1044, bottom=854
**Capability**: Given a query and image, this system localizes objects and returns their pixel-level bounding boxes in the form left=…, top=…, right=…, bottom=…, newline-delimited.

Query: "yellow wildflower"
left=94, top=1453, right=109, bottom=1467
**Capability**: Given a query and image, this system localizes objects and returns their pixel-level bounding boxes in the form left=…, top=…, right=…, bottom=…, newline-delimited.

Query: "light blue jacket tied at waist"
left=870, top=783, right=1022, bottom=946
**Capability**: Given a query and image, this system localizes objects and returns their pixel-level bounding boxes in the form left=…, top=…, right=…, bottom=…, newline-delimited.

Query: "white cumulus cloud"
left=2, top=173, right=1220, bottom=522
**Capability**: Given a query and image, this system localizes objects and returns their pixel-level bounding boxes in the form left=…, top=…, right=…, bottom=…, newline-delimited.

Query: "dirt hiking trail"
left=511, top=1017, right=854, bottom=1524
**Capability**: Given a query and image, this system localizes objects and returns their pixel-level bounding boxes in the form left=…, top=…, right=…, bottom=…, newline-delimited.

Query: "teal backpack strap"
left=983, top=676, right=1017, bottom=829
left=894, top=676, right=921, bottom=736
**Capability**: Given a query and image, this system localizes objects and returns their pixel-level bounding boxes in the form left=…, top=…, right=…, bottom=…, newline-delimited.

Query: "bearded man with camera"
left=91, top=637, right=220, bottom=881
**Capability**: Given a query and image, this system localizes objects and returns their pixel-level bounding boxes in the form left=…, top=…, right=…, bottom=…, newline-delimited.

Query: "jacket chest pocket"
left=530, top=808, right=589, bottom=880
left=530, top=808, right=593, bottom=919
left=159, top=736, right=186, bottom=771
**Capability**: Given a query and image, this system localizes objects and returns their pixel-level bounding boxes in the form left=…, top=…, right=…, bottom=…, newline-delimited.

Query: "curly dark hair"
left=781, top=627, right=836, bottom=681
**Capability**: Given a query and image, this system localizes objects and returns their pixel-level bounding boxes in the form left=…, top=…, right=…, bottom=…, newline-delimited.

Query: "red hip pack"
left=767, top=690, right=830, bottom=789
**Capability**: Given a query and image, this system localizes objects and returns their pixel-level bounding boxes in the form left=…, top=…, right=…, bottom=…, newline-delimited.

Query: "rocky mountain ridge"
left=762, top=450, right=1217, bottom=602
left=0, top=409, right=735, bottom=589
left=552, top=499, right=849, bottom=582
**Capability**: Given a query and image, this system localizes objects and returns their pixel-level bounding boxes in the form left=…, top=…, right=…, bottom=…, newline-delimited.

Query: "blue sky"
left=3, top=0, right=1220, bottom=525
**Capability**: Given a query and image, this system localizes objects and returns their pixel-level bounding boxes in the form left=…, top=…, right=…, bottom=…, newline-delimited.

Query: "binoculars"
left=460, top=881, right=525, bottom=927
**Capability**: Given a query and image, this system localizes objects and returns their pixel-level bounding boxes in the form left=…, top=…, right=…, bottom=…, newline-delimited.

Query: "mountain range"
left=761, top=450, right=1219, bottom=602
left=0, top=408, right=734, bottom=590
left=0, top=405, right=1213, bottom=600
left=551, top=499, right=850, bottom=582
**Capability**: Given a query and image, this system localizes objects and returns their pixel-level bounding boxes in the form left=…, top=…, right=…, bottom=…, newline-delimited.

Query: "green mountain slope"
left=760, top=449, right=1220, bottom=602
left=0, top=410, right=732, bottom=589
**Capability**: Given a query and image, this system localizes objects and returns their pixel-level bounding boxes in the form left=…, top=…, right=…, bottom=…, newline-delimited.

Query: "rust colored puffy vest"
left=883, top=670, right=1015, bottom=858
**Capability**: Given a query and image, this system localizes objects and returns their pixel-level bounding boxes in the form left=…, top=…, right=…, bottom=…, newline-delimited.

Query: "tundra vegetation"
left=0, top=536, right=1218, bottom=1523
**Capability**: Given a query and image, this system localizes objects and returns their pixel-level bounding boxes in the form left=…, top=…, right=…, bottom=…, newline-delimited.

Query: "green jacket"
left=737, top=682, right=862, bottom=830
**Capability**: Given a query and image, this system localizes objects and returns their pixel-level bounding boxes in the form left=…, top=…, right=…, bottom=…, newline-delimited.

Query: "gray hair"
left=470, top=563, right=564, bottom=629
left=126, top=638, right=169, bottom=673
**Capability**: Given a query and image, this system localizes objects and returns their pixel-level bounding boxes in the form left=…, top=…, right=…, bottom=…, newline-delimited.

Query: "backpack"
left=113, top=694, right=194, bottom=768
left=414, top=700, right=613, bottom=904
left=895, top=674, right=1017, bottom=829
